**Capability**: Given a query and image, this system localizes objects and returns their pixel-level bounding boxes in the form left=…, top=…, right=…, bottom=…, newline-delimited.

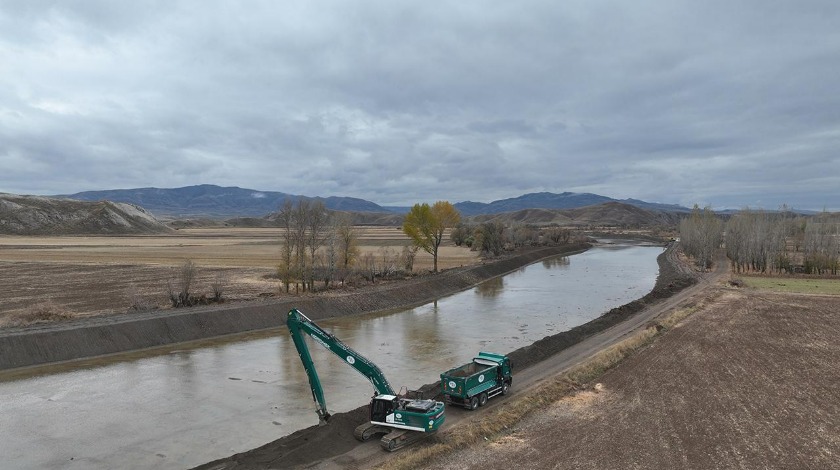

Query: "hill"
left=0, top=194, right=172, bottom=235
left=469, top=202, right=681, bottom=227
left=63, top=185, right=388, bottom=218
left=453, top=192, right=689, bottom=216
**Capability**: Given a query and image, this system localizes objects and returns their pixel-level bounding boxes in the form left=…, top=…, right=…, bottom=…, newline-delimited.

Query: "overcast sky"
left=1, top=1, right=839, bottom=210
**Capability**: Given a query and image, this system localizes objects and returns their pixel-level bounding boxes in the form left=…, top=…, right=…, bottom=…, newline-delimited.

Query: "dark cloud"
left=1, top=1, right=838, bottom=210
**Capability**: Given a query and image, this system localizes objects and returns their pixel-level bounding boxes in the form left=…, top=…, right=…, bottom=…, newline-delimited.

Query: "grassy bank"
left=740, top=276, right=840, bottom=295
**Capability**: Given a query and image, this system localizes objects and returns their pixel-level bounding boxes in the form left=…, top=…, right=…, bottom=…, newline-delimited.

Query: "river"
left=0, top=242, right=661, bottom=469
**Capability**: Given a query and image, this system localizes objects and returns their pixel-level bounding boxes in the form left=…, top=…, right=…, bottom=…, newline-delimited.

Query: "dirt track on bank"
left=195, top=242, right=704, bottom=470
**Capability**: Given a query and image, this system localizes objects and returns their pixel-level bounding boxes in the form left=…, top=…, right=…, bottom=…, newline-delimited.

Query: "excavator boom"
left=285, top=308, right=445, bottom=451
left=286, top=308, right=395, bottom=422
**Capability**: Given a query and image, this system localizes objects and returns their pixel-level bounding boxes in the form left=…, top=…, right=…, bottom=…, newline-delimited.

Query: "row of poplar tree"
left=680, top=205, right=840, bottom=275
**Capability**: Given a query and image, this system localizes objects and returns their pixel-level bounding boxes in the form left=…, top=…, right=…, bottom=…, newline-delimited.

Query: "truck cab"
left=440, top=352, right=512, bottom=410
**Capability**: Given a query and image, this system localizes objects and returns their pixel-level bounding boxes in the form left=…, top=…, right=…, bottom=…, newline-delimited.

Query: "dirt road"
left=196, top=244, right=715, bottom=470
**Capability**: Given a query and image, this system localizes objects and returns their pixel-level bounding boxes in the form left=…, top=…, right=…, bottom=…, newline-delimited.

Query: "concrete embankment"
left=0, top=244, right=589, bottom=371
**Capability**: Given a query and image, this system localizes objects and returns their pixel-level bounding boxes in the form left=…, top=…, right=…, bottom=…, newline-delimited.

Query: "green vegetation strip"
left=741, top=276, right=840, bottom=295
left=382, top=303, right=702, bottom=470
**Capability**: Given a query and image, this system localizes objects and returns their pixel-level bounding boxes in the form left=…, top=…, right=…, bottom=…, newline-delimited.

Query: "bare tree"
left=680, top=205, right=722, bottom=271
left=335, top=214, right=359, bottom=271
left=168, top=259, right=197, bottom=307
left=544, top=227, right=571, bottom=245
left=450, top=223, right=471, bottom=247
left=321, top=225, right=338, bottom=288
left=509, top=224, right=539, bottom=247
left=726, top=208, right=800, bottom=274
left=476, top=222, right=506, bottom=256
left=127, top=284, right=155, bottom=311
left=275, top=199, right=332, bottom=293
left=379, top=247, right=398, bottom=277
left=359, top=252, right=377, bottom=282
left=292, top=200, right=310, bottom=293
left=305, top=201, right=329, bottom=291
left=804, top=213, right=840, bottom=274
left=400, top=245, right=419, bottom=272
left=277, top=200, right=295, bottom=293
left=211, top=271, right=227, bottom=302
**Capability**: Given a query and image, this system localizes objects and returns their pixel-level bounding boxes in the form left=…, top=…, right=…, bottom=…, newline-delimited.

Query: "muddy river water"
left=0, top=242, right=661, bottom=469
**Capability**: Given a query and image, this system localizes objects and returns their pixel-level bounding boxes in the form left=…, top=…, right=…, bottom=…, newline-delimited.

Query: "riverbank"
left=195, top=242, right=698, bottom=470
left=0, top=243, right=590, bottom=370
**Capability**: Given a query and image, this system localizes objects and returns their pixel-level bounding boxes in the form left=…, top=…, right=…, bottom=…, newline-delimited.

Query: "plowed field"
left=425, top=287, right=840, bottom=469
left=0, top=227, right=477, bottom=326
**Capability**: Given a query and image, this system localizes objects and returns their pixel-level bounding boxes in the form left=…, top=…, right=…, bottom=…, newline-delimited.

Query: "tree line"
left=401, top=201, right=577, bottom=270
left=276, top=198, right=582, bottom=293
left=450, top=222, right=573, bottom=255
left=276, top=199, right=424, bottom=291
left=679, top=205, right=839, bottom=275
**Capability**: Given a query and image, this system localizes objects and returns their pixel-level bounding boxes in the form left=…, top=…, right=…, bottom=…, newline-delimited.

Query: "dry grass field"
left=0, top=227, right=478, bottom=327
left=740, top=275, right=840, bottom=295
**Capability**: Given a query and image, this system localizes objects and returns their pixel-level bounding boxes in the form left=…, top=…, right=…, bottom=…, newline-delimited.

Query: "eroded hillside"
left=0, top=194, right=171, bottom=235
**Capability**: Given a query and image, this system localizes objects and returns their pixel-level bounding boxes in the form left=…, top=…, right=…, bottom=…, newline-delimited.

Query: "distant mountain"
left=470, top=201, right=682, bottom=227
left=452, top=192, right=690, bottom=216
left=62, top=185, right=388, bottom=218
left=0, top=194, right=171, bottom=235
left=61, top=185, right=689, bottom=220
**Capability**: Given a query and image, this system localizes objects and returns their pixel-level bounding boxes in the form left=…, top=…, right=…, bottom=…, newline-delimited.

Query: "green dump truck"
left=440, top=352, right=512, bottom=410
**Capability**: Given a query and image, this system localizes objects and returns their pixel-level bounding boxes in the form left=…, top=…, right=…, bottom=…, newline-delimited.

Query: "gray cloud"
left=1, top=0, right=839, bottom=210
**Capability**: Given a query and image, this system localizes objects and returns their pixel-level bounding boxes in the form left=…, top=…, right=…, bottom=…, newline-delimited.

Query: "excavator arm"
left=286, top=308, right=395, bottom=423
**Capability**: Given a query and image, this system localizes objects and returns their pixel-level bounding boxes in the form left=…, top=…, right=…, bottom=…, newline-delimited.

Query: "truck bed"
left=444, top=362, right=492, bottom=378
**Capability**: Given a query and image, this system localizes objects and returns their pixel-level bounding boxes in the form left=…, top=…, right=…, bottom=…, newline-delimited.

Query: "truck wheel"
left=468, top=396, right=479, bottom=410
left=479, top=392, right=488, bottom=407
left=502, top=382, right=510, bottom=395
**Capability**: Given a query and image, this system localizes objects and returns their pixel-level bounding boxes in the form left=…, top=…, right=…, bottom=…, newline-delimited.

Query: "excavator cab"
left=370, top=395, right=398, bottom=422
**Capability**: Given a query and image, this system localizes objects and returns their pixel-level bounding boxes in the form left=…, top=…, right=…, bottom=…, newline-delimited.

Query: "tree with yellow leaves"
left=402, top=201, right=461, bottom=272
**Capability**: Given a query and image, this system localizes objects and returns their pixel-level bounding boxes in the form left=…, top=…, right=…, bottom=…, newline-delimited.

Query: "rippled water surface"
left=0, top=242, right=661, bottom=469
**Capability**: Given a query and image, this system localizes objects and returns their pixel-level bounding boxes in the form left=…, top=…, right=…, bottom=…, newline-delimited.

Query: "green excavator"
left=286, top=308, right=446, bottom=451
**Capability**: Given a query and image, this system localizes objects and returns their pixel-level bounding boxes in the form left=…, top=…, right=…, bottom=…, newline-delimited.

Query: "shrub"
left=10, top=301, right=73, bottom=326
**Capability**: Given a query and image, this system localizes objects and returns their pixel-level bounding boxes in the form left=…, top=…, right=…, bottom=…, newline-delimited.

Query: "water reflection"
left=475, top=277, right=504, bottom=297
left=542, top=256, right=570, bottom=269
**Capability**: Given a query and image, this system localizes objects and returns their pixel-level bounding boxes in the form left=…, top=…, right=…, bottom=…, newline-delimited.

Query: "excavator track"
left=379, top=429, right=430, bottom=452
left=353, top=422, right=390, bottom=442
